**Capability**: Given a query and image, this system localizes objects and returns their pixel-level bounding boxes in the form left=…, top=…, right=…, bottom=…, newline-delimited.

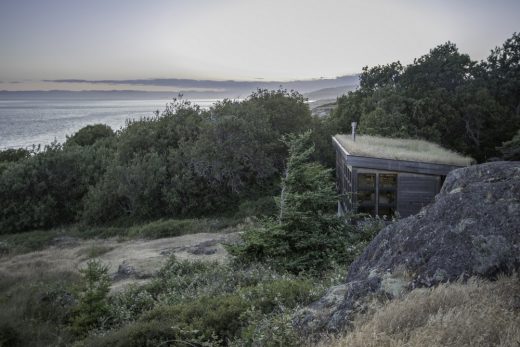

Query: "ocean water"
left=0, top=99, right=219, bottom=149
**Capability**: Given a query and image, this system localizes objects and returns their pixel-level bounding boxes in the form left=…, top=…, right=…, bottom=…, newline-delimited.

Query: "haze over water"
left=0, top=98, right=218, bottom=149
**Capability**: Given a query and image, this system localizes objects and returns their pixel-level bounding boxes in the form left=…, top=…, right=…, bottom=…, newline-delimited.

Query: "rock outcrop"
left=295, top=161, right=520, bottom=334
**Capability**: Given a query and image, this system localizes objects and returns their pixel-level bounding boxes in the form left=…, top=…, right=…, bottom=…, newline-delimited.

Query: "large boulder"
left=295, top=161, right=520, bottom=334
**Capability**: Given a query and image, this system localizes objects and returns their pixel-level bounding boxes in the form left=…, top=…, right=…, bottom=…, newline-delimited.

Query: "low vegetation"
left=0, top=252, right=345, bottom=347
left=318, top=275, right=520, bottom=347
left=0, top=217, right=240, bottom=256
left=335, top=134, right=473, bottom=166
left=498, top=129, right=520, bottom=161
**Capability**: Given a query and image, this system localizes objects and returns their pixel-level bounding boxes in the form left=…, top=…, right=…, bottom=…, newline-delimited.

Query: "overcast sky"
left=0, top=0, right=519, bottom=90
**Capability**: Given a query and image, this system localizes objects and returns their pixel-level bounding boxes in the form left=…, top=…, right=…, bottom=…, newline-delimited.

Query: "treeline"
left=329, top=33, right=520, bottom=162
left=1, top=33, right=519, bottom=234
left=0, top=90, right=324, bottom=233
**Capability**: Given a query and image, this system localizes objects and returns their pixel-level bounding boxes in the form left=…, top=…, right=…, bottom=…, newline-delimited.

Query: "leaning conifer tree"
left=230, top=130, right=353, bottom=274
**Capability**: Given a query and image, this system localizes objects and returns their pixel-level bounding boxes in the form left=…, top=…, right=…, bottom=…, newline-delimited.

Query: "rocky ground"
left=295, top=161, right=520, bottom=335
left=0, top=231, right=239, bottom=292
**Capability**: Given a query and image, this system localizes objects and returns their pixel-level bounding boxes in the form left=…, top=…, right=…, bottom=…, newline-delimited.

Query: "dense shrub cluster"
left=84, top=257, right=337, bottom=346
left=0, top=255, right=345, bottom=346
left=0, top=142, right=112, bottom=232
left=0, top=90, right=313, bottom=233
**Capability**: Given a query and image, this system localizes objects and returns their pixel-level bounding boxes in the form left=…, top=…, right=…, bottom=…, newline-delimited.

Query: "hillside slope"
left=317, top=275, right=520, bottom=347
left=296, top=161, right=520, bottom=334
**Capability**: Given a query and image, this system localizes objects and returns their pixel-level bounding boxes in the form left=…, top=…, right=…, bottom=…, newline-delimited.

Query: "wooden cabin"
left=333, top=134, right=473, bottom=218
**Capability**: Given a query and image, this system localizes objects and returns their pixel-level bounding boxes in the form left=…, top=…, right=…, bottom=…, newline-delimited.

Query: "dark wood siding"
left=344, top=155, right=462, bottom=176
left=397, top=173, right=441, bottom=217
left=332, top=137, right=464, bottom=219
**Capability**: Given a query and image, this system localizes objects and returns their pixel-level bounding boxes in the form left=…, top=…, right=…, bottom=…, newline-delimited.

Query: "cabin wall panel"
left=397, top=174, right=440, bottom=217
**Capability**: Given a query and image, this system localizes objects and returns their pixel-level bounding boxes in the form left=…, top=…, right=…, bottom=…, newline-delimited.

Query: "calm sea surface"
left=0, top=99, right=219, bottom=149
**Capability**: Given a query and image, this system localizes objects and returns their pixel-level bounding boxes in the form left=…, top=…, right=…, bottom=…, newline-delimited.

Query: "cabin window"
left=356, top=172, right=397, bottom=218
left=357, top=173, right=376, bottom=215
left=378, top=174, right=397, bottom=217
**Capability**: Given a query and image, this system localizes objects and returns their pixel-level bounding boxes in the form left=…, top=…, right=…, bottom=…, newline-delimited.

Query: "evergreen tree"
left=72, top=260, right=111, bottom=336
left=230, top=131, right=353, bottom=274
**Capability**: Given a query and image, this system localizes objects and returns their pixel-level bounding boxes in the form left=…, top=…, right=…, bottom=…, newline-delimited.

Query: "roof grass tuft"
left=334, top=134, right=473, bottom=166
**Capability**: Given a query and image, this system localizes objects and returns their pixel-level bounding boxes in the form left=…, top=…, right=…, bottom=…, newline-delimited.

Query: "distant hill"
left=304, top=84, right=357, bottom=100
left=0, top=75, right=360, bottom=100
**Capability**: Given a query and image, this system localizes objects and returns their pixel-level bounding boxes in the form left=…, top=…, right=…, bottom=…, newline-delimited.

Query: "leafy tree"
left=248, top=88, right=313, bottom=169
left=82, top=152, right=167, bottom=224
left=330, top=90, right=364, bottom=135
left=0, top=148, right=30, bottom=163
left=330, top=34, right=520, bottom=162
left=0, top=148, right=31, bottom=175
left=358, top=87, right=410, bottom=138
left=248, top=88, right=312, bottom=137
left=65, top=124, right=114, bottom=147
left=229, top=131, right=352, bottom=274
left=184, top=100, right=278, bottom=195
left=360, top=61, right=403, bottom=92
left=483, top=32, right=520, bottom=117
left=400, top=42, right=474, bottom=95
left=0, top=143, right=111, bottom=233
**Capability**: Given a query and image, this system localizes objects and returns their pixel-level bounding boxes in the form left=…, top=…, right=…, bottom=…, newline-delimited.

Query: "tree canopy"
left=331, top=33, right=520, bottom=162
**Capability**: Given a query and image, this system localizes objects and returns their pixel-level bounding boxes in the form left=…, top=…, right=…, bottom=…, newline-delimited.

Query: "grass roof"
left=334, top=134, right=473, bottom=166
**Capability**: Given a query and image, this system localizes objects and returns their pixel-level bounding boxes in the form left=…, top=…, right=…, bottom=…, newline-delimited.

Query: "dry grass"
left=315, top=275, right=520, bottom=347
left=334, top=135, right=474, bottom=166
left=0, top=232, right=238, bottom=295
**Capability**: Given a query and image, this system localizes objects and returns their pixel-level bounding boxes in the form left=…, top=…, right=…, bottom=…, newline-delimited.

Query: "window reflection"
left=357, top=173, right=376, bottom=215
left=378, top=174, right=397, bottom=217
left=356, top=172, right=397, bottom=217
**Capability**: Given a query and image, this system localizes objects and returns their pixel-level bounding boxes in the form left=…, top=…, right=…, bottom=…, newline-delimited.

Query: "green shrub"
left=72, top=260, right=111, bottom=336
left=0, top=270, right=79, bottom=347
left=81, top=320, right=191, bottom=347
left=0, top=148, right=30, bottom=163
left=240, top=278, right=317, bottom=314
left=498, top=129, right=520, bottom=160
left=235, top=196, right=277, bottom=219
left=65, top=124, right=115, bottom=147
left=94, top=256, right=327, bottom=346
left=0, top=228, right=62, bottom=254
left=135, top=279, right=321, bottom=344
left=0, top=144, right=111, bottom=233
left=81, top=152, right=168, bottom=224
left=234, top=310, right=300, bottom=347
left=127, top=218, right=235, bottom=239
left=0, top=90, right=318, bottom=230
left=143, top=294, right=249, bottom=343
left=108, top=287, right=156, bottom=327
left=150, top=257, right=292, bottom=306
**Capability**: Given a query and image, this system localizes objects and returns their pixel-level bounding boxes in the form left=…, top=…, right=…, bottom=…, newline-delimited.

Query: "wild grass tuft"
left=317, top=275, right=520, bottom=347
left=335, top=134, right=474, bottom=166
